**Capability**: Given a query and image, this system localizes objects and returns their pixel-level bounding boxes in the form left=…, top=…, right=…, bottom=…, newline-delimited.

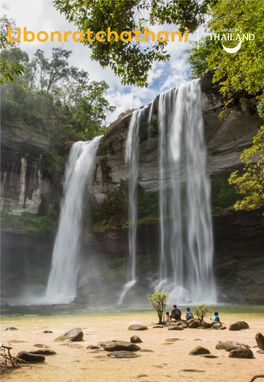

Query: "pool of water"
left=1, top=303, right=264, bottom=318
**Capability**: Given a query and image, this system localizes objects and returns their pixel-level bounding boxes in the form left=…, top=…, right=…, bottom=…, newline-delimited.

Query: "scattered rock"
left=6, top=327, right=18, bottom=331
left=255, top=333, right=264, bottom=350
left=8, top=340, right=26, bottom=343
left=55, top=328, right=83, bottom=342
left=201, top=321, right=211, bottom=329
left=168, top=326, right=184, bottom=331
left=165, top=338, right=183, bottom=342
left=107, top=351, right=139, bottom=358
left=180, top=369, right=205, bottom=372
left=42, top=330, right=53, bottom=333
left=102, top=340, right=141, bottom=352
left=216, top=340, right=248, bottom=351
left=188, top=321, right=200, bottom=329
left=202, top=354, right=218, bottom=358
left=87, top=345, right=100, bottom=349
left=137, top=374, right=148, bottom=378
left=189, top=346, right=210, bottom=355
left=16, top=351, right=45, bottom=363
left=152, top=325, right=164, bottom=328
left=33, top=344, right=50, bottom=348
left=28, top=349, right=56, bottom=355
left=130, top=335, right=142, bottom=343
left=229, top=348, right=254, bottom=358
left=128, top=324, right=148, bottom=331
left=60, top=343, right=83, bottom=348
left=256, top=350, right=264, bottom=354
left=229, top=321, right=249, bottom=331
left=140, top=349, right=154, bottom=352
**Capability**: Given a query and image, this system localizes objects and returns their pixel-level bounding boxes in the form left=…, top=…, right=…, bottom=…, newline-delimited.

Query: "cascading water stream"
left=156, top=80, right=216, bottom=304
left=117, top=105, right=152, bottom=304
left=44, top=136, right=101, bottom=304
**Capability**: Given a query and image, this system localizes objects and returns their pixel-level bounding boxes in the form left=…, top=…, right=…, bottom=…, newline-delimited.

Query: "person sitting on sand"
left=185, top=307, right=193, bottom=320
left=164, top=312, right=170, bottom=323
left=170, top=304, right=181, bottom=321
left=212, top=311, right=220, bottom=322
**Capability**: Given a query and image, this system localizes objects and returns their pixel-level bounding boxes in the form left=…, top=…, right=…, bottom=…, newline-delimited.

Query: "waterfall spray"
left=45, top=136, right=101, bottom=304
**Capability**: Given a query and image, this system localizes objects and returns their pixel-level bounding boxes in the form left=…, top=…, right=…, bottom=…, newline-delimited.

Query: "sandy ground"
left=1, top=311, right=264, bottom=382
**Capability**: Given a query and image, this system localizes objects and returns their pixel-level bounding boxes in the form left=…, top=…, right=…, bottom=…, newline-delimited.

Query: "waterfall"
left=156, top=80, right=216, bottom=304
left=45, top=136, right=101, bottom=304
left=117, top=105, right=151, bottom=304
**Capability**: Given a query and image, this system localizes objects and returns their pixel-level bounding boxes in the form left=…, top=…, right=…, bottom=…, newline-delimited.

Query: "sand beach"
left=1, top=309, right=264, bottom=382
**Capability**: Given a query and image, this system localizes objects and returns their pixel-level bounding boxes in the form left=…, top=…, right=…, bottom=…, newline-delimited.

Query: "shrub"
left=193, top=303, right=212, bottom=322
left=148, top=291, right=169, bottom=324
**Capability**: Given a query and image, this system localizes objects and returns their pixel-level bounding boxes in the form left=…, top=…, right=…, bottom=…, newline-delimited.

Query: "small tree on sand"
left=193, top=303, right=212, bottom=322
left=148, top=291, right=169, bottom=324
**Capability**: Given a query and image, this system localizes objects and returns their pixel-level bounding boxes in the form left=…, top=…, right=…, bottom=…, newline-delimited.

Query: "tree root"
left=0, top=344, right=28, bottom=374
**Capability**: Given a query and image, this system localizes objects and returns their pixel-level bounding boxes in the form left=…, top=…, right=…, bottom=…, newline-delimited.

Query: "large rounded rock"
left=255, top=333, right=264, bottom=350
left=189, top=346, right=210, bottom=355
left=128, top=324, right=148, bottom=331
left=216, top=340, right=248, bottom=351
left=55, top=328, right=83, bottom=342
left=107, top=351, right=139, bottom=358
left=229, top=321, right=249, bottom=331
left=229, top=348, right=254, bottom=358
left=188, top=321, right=200, bottom=329
left=168, top=326, right=184, bottom=331
left=102, top=341, right=141, bottom=352
left=130, top=335, right=142, bottom=343
left=16, top=351, right=45, bottom=363
left=28, top=349, right=56, bottom=355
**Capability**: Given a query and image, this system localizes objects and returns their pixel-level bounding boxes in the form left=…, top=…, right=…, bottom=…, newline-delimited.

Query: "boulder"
left=87, top=345, right=100, bottom=349
left=55, top=328, right=83, bottom=342
left=216, top=340, right=248, bottom=351
left=189, top=346, right=211, bottom=355
left=229, top=321, right=249, bottom=331
left=189, top=321, right=200, bottom=329
left=128, top=324, right=148, bottom=331
left=168, top=326, right=184, bottom=331
left=255, top=333, right=264, bottom=350
left=16, top=351, right=45, bottom=363
left=28, top=349, right=56, bottom=355
left=130, top=335, right=142, bottom=343
left=33, top=344, right=50, bottom=348
left=107, top=351, right=139, bottom=358
left=229, top=348, right=254, bottom=358
left=102, top=341, right=141, bottom=352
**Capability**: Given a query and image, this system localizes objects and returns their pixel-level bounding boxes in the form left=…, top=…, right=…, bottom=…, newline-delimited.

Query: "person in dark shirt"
left=170, top=304, right=181, bottom=321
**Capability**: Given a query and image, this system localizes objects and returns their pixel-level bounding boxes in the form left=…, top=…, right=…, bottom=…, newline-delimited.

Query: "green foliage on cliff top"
left=229, top=126, right=264, bottom=210
left=211, top=172, right=244, bottom=211
left=0, top=204, right=59, bottom=235
left=91, top=180, right=159, bottom=232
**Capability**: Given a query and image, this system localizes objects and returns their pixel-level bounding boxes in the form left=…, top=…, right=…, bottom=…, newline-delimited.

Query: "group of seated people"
left=164, top=304, right=220, bottom=323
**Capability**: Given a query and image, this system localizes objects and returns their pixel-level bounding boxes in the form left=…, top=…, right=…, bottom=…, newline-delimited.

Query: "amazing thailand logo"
left=209, top=29, right=255, bottom=53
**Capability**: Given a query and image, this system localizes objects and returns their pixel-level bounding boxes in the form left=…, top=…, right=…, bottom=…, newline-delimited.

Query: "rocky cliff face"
left=89, top=74, right=262, bottom=201
left=1, top=76, right=263, bottom=305
left=1, top=126, right=50, bottom=214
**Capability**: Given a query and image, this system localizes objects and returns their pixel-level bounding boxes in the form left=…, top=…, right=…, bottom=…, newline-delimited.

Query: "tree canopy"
left=1, top=47, right=115, bottom=151
left=0, top=15, right=24, bottom=85
left=187, top=0, right=264, bottom=106
left=53, top=0, right=211, bottom=86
